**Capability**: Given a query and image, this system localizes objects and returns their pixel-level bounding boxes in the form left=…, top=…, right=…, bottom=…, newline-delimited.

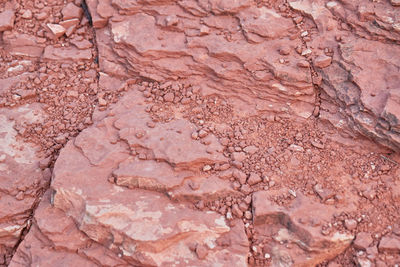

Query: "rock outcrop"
left=89, top=0, right=316, bottom=119
left=83, top=0, right=400, bottom=151
left=11, top=89, right=250, bottom=266
left=288, top=0, right=400, bottom=150
left=2, top=0, right=400, bottom=266
left=0, top=104, right=50, bottom=264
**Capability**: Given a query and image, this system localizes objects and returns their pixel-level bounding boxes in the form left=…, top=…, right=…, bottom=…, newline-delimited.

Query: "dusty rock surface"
left=0, top=0, right=399, bottom=266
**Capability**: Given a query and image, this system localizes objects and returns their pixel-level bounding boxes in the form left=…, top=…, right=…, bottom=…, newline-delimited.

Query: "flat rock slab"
left=48, top=88, right=249, bottom=266
left=3, top=33, right=45, bottom=57
left=0, top=104, right=49, bottom=256
left=112, top=157, right=195, bottom=192
left=10, top=191, right=127, bottom=267
left=42, top=46, right=92, bottom=61
left=252, top=190, right=354, bottom=266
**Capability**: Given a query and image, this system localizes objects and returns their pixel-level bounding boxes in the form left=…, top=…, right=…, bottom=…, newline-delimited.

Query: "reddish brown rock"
left=85, top=0, right=108, bottom=28
left=94, top=2, right=315, bottom=118
left=46, top=23, right=66, bottom=39
left=289, top=0, right=400, bottom=150
left=42, top=89, right=249, bottom=265
left=247, top=172, right=261, bottom=185
left=0, top=105, right=49, bottom=261
left=354, top=232, right=373, bottom=250
left=42, top=46, right=92, bottom=61
left=0, top=9, right=14, bottom=31
left=378, top=235, right=400, bottom=254
left=252, top=190, right=354, bottom=266
left=314, top=54, right=332, bottom=68
left=62, top=2, right=83, bottom=20
left=3, top=32, right=45, bottom=57
left=9, top=191, right=129, bottom=267
left=59, top=18, right=80, bottom=29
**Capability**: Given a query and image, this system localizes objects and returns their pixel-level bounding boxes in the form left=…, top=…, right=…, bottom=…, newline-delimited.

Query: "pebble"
left=191, top=131, right=199, bottom=140
left=297, top=60, right=310, bottom=68
left=288, top=144, right=304, bottom=152
left=344, top=219, right=357, bottom=230
left=199, top=25, right=210, bottom=36
left=314, top=54, right=332, bottom=68
left=247, top=172, right=262, bottom=185
left=240, top=184, right=252, bottom=194
left=244, top=211, right=252, bottom=220
left=232, top=152, right=246, bottom=162
left=46, top=23, right=66, bottom=39
left=15, top=191, right=24, bottom=200
left=163, top=92, right=174, bottom=102
left=35, top=12, right=48, bottom=20
left=198, top=129, right=208, bottom=138
left=390, top=0, right=400, bottom=6
left=311, top=140, right=324, bottom=149
left=243, top=145, right=258, bottom=154
left=233, top=169, right=247, bottom=184
left=98, top=98, right=107, bottom=106
left=195, top=244, right=208, bottom=259
left=278, top=46, right=291, bottom=55
left=203, top=165, right=212, bottom=172
left=21, top=9, right=33, bottom=19
left=301, top=48, right=312, bottom=56
left=232, top=204, right=243, bottom=218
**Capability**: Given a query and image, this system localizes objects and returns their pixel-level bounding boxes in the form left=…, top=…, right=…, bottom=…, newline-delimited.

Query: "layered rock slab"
left=88, top=0, right=315, bottom=118
left=16, top=88, right=249, bottom=266
left=252, top=190, right=354, bottom=266
left=9, top=191, right=129, bottom=267
left=0, top=104, right=50, bottom=263
left=289, top=0, right=400, bottom=150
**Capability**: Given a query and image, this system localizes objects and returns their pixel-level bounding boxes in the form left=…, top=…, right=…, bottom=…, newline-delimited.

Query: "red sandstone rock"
left=42, top=46, right=92, bottom=61
left=354, top=232, right=373, bottom=250
left=46, top=90, right=248, bottom=265
left=0, top=105, right=49, bottom=261
left=252, top=190, right=354, bottom=266
left=378, top=235, right=400, bottom=254
left=314, top=54, right=332, bottom=68
left=46, top=23, right=66, bottom=39
left=62, top=2, right=83, bottom=20
left=3, top=0, right=400, bottom=266
left=3, top=33, right=44, bottom=57
left=0, top=9, right=14, bottom=31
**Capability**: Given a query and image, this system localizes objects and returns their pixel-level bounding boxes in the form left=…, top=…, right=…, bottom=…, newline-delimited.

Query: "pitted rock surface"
left=49, top=89, right=249, bottom=266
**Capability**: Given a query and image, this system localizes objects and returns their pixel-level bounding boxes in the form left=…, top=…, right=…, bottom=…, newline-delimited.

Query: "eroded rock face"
left=14, top=89, right=249, bottom=266
left=4, top=0, right=400, bottom=266
left=86, top=0, right=400, bottom=150
left=89, top=0, right=315, bottom=119
left=288, top=0, right=400, bottom=150
left=0, top=104, right=49, bottom=263
left=252, top=190, right=354, bottom=266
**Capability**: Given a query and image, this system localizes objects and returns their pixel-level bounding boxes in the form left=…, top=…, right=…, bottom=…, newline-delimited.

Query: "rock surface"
left=90, top=0, right=315, bottom=119
left=33, top=89, right=249, bottom=266
left=252, top=190, right=354, bottom=266
left=1, top=0, right=400, bottom=266
left=0, top=105, right=49, bottom=263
